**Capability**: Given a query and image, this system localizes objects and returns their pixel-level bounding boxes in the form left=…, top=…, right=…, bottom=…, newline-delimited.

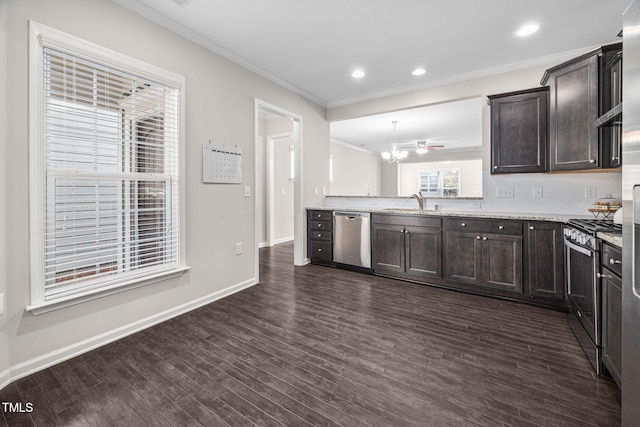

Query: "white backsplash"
left=325, top=171, right=622, bottom=216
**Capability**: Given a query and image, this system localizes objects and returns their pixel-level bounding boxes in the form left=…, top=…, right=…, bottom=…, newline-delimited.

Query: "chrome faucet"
left=411, top=192, right=425, bottom=211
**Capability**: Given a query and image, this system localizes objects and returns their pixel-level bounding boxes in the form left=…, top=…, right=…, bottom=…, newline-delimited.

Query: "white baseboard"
left=258, top=241, right=269, bottom=248
left=4, top=278, right=257, bottom=387
left=273, top=236, right=294, bottom=245
left=0, top=368, right=10, bottom=392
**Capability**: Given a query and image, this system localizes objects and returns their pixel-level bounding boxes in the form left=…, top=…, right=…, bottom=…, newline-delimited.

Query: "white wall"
left=398, top=159, right=483, bottom=197
left=0, top=0, right=10, bottom=386
left=330, top=140, right=380, bottom=196
left=273, top=138, right=294, bottom=242
left=1, top=0, right=329, bottom=386
left=256, top=117, right=295, bottom=246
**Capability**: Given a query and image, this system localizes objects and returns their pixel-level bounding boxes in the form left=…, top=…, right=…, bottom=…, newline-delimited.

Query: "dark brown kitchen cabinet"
left=444, top=218, right=523, bottom=293
left=525, top=222, right=565, bottom=302
left=372, top=214, right=442, bottom=282
left=599, top=46, right=623, bottom=169
left=602, top=242, right=622, bottom=388
left=542, top=43, right=622, bottom=171
left=307, top=209, right=333, bottom=265
left=489, top=87, right=548, bottom=174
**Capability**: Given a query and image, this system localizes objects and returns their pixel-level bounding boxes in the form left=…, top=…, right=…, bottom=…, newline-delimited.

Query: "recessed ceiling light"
left=412, top=68, right=426, bottom=76
left=352, top=70, right=365, bottom=78
left=516, top=23, right=540, bottom=37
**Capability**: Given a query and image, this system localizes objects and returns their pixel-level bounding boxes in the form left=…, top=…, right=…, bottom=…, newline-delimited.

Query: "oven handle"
left=564, top=238, right=593, bottom=257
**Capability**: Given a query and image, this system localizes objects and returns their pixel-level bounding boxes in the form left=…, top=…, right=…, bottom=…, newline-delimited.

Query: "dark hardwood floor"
left=1, top=242, right=621, bottom=426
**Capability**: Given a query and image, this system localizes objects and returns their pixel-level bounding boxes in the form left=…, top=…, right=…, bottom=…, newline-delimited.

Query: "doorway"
left=254, top=99, right=304, bottom=280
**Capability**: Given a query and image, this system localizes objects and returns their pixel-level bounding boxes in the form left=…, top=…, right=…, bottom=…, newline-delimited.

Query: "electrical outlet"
left=533, top=187, right=543, bottom=198
left=281, top=188, right=286, bottom=195
left=314, top=187, right=319, bottom=195
left=585, top=186, right=597, bottom=199
left=468, top=201, right=481, bottom=209
left=244, top=186, right=251, bottom=198
left=235, top=242, right=243, bottom=255
left=496, top=187, right=514, bottom=198
left=322, top=187, right=327, bottom=195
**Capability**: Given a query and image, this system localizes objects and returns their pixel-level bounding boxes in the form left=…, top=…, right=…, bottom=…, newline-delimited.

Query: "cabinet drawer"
left=309, top=220, right=332, bottom=231
left=309, top=240, right=332, bottom=261
left=602, top=243, right=622, bottom=277
left=373, top=214, right=442, bottom=229
left=310, top=230, right=332, bottom=241
left=309, top=210, right=332, bottom=221
left=444, top=218, right=522, bottom=235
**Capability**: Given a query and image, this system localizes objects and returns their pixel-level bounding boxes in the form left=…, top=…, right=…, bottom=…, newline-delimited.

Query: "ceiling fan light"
left=416, top=148, right=428, bottom=154
left=381, top=152, right=391, bottom=160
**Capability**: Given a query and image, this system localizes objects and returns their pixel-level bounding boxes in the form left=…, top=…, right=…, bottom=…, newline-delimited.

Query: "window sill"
left=25, top=266, right=191, bottom=315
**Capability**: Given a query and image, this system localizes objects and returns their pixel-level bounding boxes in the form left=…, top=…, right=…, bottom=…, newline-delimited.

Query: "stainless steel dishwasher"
left=333, top=211, right=371, bottom=269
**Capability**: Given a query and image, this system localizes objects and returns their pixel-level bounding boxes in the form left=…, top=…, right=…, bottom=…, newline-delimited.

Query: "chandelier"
left=381, top=121, right=408, bottom=163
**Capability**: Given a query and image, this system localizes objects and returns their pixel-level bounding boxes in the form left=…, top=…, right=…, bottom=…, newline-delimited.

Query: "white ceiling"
left=115, top=0, right=628, bottom=108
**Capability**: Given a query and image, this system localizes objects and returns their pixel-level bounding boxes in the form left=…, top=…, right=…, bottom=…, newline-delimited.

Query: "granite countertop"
left=599, top=232, right=623, bottom=248
left=307, top=206, right=588, bottom=223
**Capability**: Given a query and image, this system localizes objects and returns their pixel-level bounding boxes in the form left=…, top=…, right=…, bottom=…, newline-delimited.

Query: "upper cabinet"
left=541, top=42, right=622, bottom=171
left=599, top=45, right=623, bottom=169
left=489, top=87, right=549, bottom=174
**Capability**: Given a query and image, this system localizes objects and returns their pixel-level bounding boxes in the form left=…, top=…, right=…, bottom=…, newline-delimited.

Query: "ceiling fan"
left=415, top=140, right=444, bottom=154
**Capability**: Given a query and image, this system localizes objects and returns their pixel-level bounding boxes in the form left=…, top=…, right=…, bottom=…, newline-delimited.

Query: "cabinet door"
left=526, top=222, right=565, bottom=300
left=490, top=88, right=548, bottom=173
left=548, top=54, right=599, bottom=170
left=372, top=225, right=405, bottom=276
left=481, top=233, right=523, bottom=292
left=405, top=226, right=442, bottom=281
left=602, top=270, right=622, bottom=387
left=444, top=231, right=482, bottom=285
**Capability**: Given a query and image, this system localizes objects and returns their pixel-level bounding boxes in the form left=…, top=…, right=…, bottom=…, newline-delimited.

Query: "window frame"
left=27, top=21, right=188, bottom=315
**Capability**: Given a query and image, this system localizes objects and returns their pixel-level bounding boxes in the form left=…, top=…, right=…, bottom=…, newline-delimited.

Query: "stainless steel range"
left=564, top=219, right=622, bottom=375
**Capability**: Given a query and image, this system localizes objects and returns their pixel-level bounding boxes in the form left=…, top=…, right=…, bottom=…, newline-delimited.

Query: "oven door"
left=565, top=238, right=600, bottom=345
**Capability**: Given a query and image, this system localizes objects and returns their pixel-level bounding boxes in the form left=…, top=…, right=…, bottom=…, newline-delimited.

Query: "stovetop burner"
left=567, top=218, right=622, bottom=234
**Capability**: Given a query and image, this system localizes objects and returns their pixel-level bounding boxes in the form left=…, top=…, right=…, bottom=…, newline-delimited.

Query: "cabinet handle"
left=493, top=166, right=498, bottom=170
left=476, top=236, right=481, bottom=240
left=317, top=214, right=322, bottom=218
left=609, top=258, right=622, bottom=265
left=498, top=225, right=504, bottom=230
left=482, top=237, right=488, bottom=241
left=589, top=159, right=596, bottom=164
left=612, top=157, right=620, bottom=161
left=529, top=226, right=535, bottom=230
left=461, top=223, right=466, bottom=227
left=597, top=272, right=609, bottom=279
left=318, top=223, right=322, bottom=228
left=318, top=248, right=322, bottom=252
left=318, top=234, right=322, bottom=238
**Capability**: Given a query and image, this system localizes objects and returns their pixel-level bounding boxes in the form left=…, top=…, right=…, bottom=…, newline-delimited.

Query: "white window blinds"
left=41, top=47, right=180, bottom=301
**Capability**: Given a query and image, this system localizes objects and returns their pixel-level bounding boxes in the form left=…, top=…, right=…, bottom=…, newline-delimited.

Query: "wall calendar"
left=202, top=144, right=242, bottom=184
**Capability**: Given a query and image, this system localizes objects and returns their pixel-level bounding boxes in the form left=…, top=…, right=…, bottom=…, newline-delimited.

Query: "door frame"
left=254, top=99, right=305, bottom=281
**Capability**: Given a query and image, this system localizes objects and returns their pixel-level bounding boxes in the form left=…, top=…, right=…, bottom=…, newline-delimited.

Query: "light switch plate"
left=533, top=187, right=543, bottom=198
left=496, top=187, right=514, bottom=198
left=235, top=242, right=243, bottom=255
left=244, top=186, right=251, bottom=198
left=585, top=186, right=597, bottom=198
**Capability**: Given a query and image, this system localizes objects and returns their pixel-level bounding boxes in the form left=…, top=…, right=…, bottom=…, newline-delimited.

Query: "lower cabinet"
left=307, top=209, right=334, bottom=265
left=372, top=214, right=442, bottom=282
left=444, top=229, right=522, bottom=292
left=602, top=243, right=622, bottom=388
left=353, top=212, right=567, bottom=310
left=525, top=222, right=565, bottom=301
